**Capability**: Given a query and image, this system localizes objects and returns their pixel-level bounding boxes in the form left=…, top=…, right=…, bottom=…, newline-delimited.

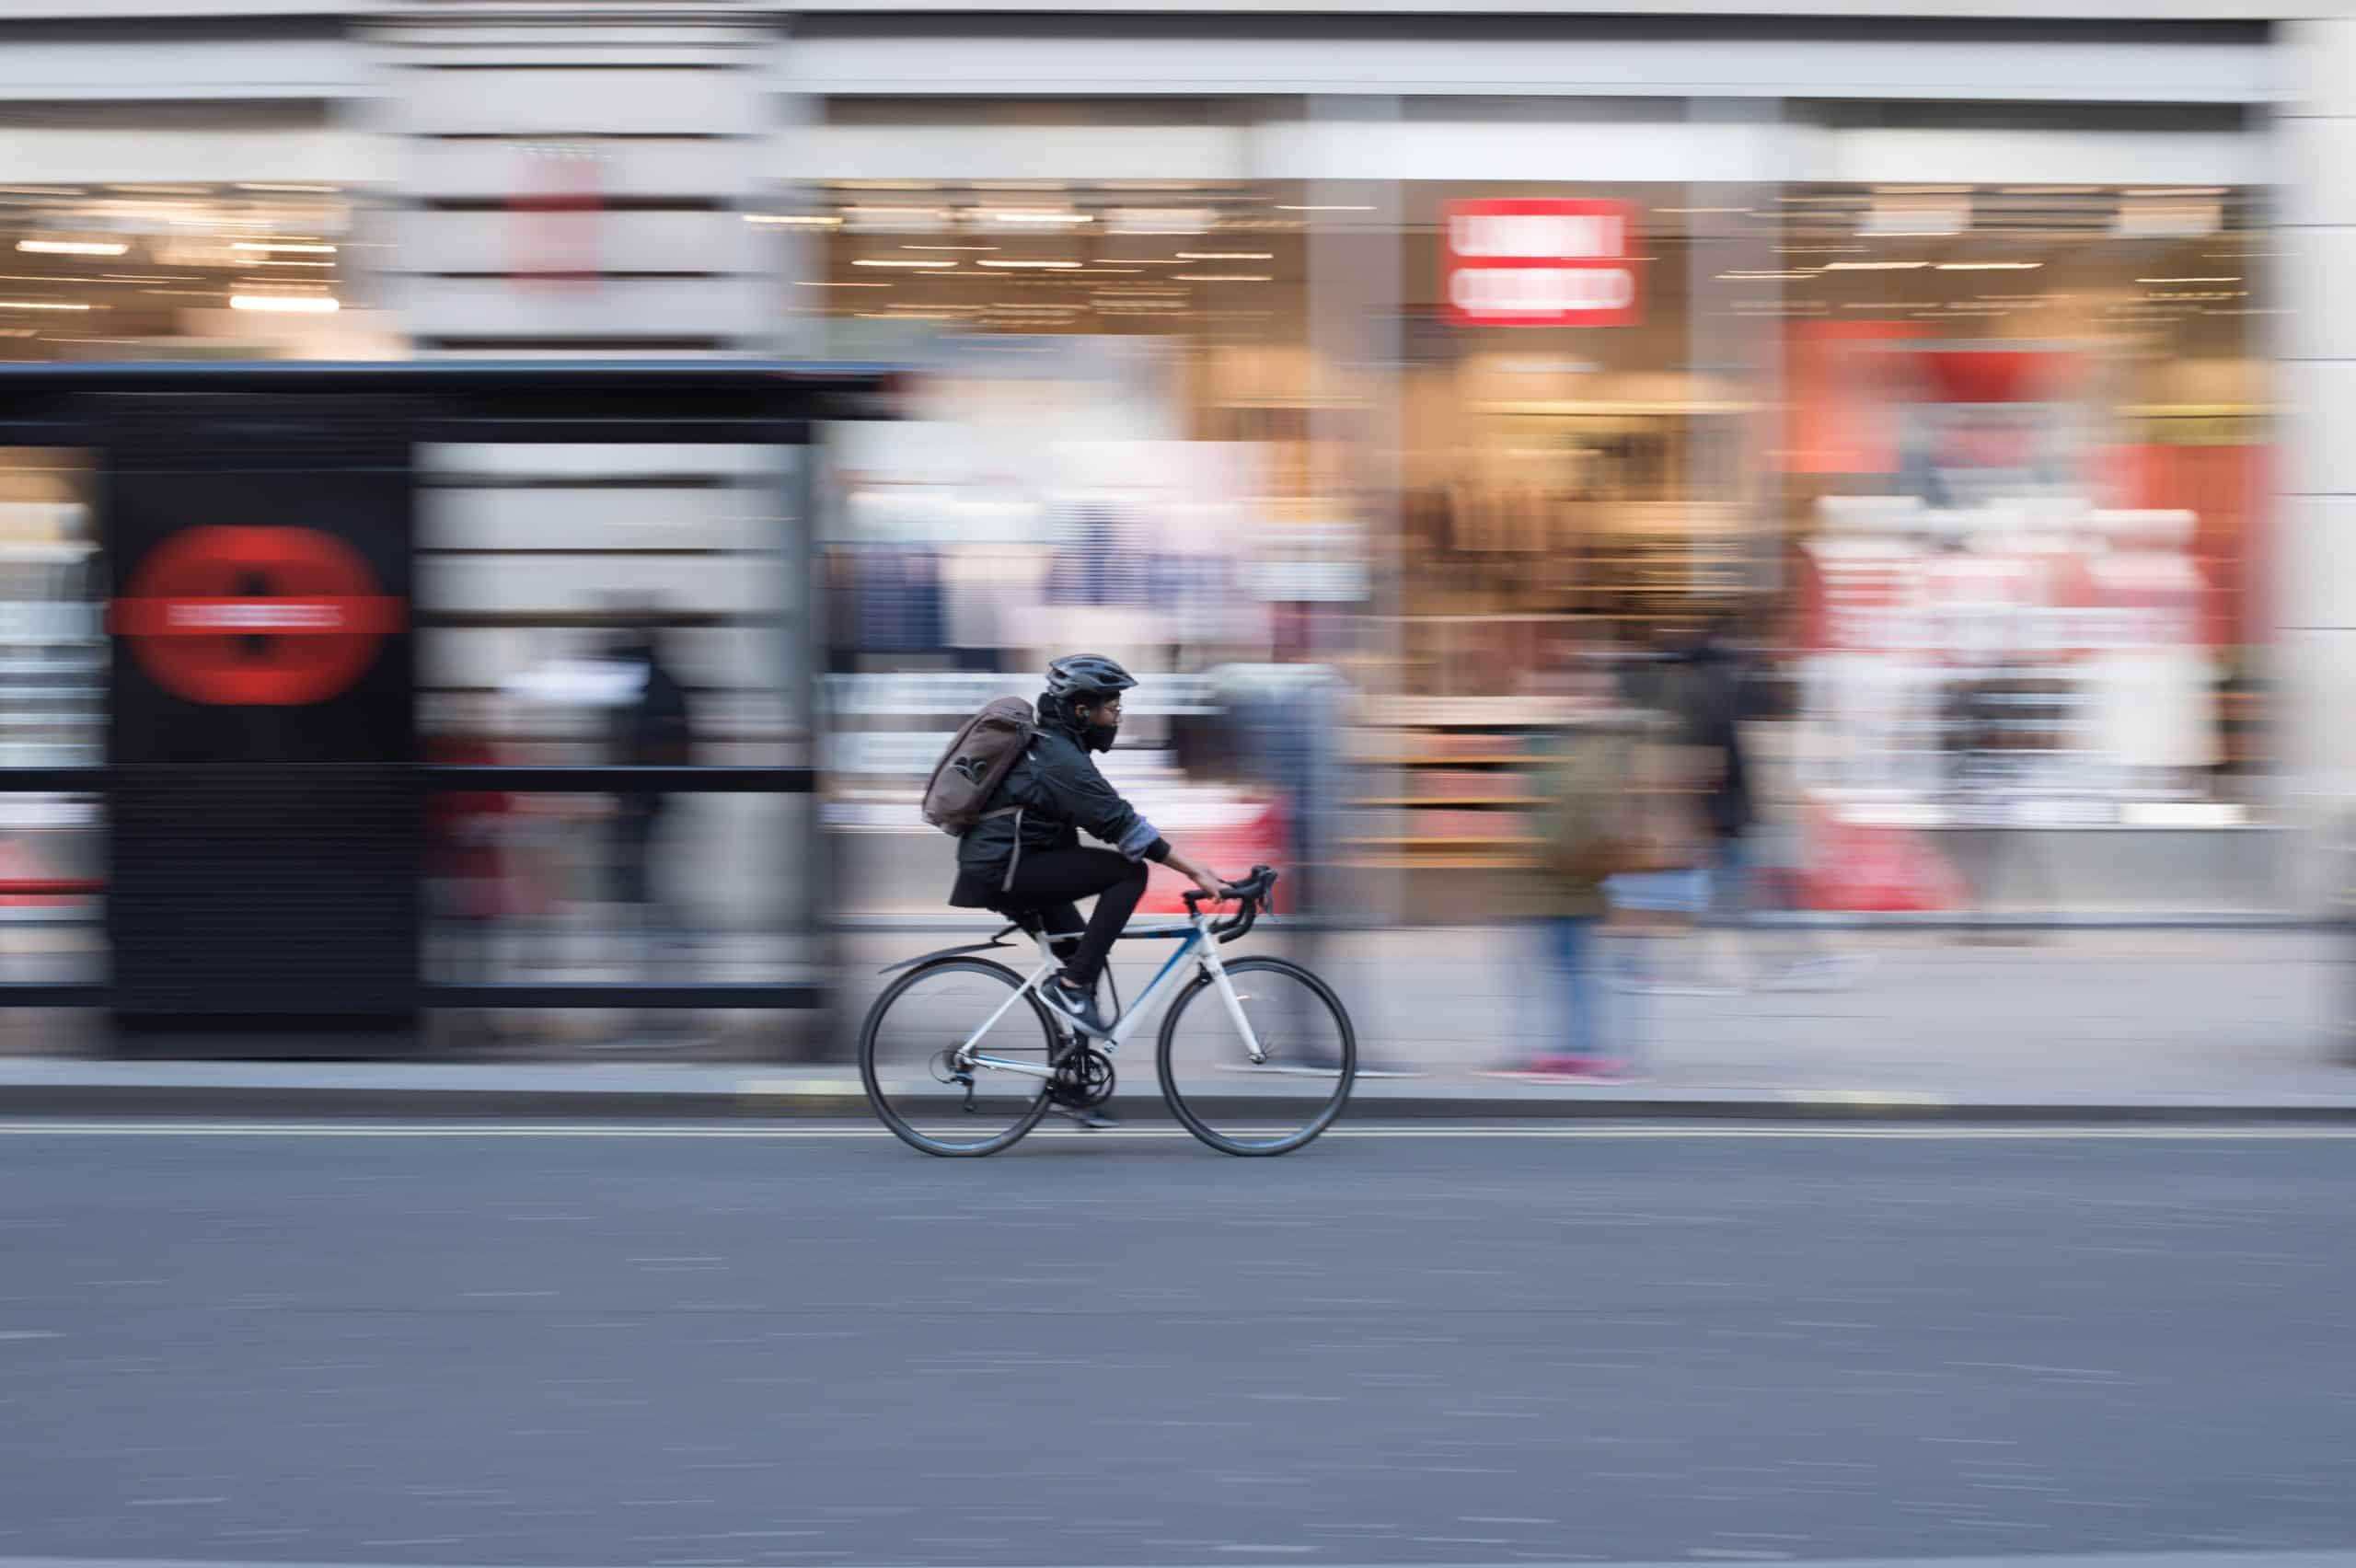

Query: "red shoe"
left=1518, top=1055, right=1634, bottom=1082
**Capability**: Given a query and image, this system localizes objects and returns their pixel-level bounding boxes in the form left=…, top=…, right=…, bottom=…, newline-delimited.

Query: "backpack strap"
left=997, top=806, right=1025, bottom=894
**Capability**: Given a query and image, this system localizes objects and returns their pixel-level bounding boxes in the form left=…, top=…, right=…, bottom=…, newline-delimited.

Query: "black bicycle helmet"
left=1044, top=653, right=1138, bottom=704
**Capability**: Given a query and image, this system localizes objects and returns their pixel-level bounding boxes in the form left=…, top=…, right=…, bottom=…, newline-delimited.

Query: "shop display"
left=1796, top=500, right=2223, bottom=813
left=796, top=175, right=2274, bottom=913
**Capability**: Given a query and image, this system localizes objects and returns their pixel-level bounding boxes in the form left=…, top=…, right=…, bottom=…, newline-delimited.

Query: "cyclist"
left=950, top=653, right=1230, bottom=1038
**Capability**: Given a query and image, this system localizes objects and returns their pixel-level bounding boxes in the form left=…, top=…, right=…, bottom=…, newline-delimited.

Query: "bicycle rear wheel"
left=1157, top=956, right=1355, bottom=1156
left=860, top=958, right=1059, bottom=1157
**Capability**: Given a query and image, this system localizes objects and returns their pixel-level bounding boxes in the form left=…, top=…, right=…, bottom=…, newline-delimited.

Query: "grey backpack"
left=919, top=696, right=1035, bottom=836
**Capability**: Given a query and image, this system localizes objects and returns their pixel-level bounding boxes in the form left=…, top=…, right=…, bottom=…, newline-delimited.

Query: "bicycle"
left=859, top=865, right=1355, bottom=1157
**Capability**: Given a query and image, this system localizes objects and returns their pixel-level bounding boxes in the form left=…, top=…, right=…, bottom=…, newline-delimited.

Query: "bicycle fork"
left=1199, top=945, right=1267, bottom=1066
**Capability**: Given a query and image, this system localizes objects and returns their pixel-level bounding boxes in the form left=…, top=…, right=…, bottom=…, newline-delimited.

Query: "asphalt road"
left=3, top=1123, right=2356, bottom=1568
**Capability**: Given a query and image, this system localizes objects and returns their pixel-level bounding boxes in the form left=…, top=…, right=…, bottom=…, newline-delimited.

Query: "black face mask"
left=1083, top=721, right=1119, bottom=755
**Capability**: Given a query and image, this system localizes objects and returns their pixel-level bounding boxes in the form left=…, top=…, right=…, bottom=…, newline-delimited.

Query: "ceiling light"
left=233, top=241, right=335, bottom=254
left=744, top=213, right=842, bottom=227
left=15, top=239, right=128, bottom=257
left=1819, top=260, right=1931, bottom=271
left=237, top=181, right=339, bottom=194
left=904, top=245, right=998, bottom=251
left=1935, top=261, right=2043, bottom=271
left=2137, top=276, right=2238, bottom=283
left=1172, top=274, right=1268, bottom=282
left=974, top=210, right=1090, bottom=225
left=228, top=294, right=338, bottom=313
left=977, top=259, right=1083, bottom=270
left=1107, top=209, right=1216, bottom=236
left=852, top=259, right=956, bottom=270
left=0, top=299, right=92, bottom=310
left=843, top=206, right=950, bottom=234
left=1176, top=252, right=1271, bottom=260
left=1717, top=271, right=1819, bottom=281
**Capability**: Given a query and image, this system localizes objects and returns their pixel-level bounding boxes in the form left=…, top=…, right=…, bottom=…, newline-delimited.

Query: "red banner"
left=1443, top=198, right=1640, bottom=328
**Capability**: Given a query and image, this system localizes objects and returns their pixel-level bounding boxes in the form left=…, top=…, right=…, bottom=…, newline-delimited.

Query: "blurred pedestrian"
left=1663, top=617, right=1867, bottom=990
left=604, top=620, right=693, bottom=978
left=1505, top=645, right=1648, bottom=1081
left=425, top=698, right=515, bottom=1046
left=1218, top=608, right=1397, bottom=1075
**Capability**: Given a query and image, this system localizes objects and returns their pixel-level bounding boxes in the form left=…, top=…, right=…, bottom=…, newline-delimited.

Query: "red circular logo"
left=111, top=525, right=404, bottom=706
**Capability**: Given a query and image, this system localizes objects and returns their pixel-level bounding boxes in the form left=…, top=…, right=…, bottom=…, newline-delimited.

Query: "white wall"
left=778, top=25, right=2271, bottom=102
left=2275, top=17, right=2356, bottom=907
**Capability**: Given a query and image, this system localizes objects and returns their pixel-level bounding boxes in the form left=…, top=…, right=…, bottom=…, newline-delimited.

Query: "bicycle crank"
left=1050, top=1044, right=1117, bottom=1111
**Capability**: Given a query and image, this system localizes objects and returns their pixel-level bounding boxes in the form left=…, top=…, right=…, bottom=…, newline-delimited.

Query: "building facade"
left=0, top=1, right=2342, bottom=920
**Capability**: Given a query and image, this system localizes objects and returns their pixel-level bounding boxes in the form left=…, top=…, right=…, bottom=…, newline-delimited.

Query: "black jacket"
left=949, top=727, right=1166, bottom=907
left=1660, top=640, right=1753, bottom=840
left=610, top=655, right=691, bottom=821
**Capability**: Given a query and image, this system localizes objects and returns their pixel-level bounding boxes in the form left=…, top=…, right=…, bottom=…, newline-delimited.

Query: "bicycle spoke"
left=1158, top=956, right=1355, bottom=1156
left=861, top=960, right=1057, bottom=1156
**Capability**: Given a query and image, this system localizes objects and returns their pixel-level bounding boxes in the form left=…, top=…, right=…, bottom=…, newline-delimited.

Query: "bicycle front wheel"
left=1157, top=956, right=1355, bottom=1156
left=860, top=958, right=1058, bottom=1157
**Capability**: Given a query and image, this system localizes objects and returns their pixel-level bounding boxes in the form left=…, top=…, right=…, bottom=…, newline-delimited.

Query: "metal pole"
left=791, top=429, right=843, bottom=1061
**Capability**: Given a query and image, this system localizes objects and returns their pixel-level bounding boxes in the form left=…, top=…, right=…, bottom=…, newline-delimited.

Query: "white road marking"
left=0, top=1121, right=2349, bottom=1143
left=2, top=1549, right=2356, bottom=1568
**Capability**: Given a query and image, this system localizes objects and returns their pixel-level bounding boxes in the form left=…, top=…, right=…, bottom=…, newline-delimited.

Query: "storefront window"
left=1397, top=182, right=1736, bottom=696
left=0, top=448, right=102, bottom=1032
left=786, top=176, right=1343, bottom=921
left=0, top=183, right=383, bottom=361
left=1769, top=182, right=2270, bottom=824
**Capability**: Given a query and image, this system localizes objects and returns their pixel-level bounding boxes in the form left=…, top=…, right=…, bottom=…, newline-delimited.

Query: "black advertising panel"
left=109, top=472, right=411, bottom=764
left=101, top=394, right=420, bottom=1036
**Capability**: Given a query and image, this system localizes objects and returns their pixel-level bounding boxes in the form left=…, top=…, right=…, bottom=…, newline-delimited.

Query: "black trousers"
left=995, top=847, right=1148, bottom=988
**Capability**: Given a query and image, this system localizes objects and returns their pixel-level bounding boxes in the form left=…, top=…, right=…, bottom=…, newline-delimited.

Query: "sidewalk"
left=0, top=926, right=2349, bottom=1120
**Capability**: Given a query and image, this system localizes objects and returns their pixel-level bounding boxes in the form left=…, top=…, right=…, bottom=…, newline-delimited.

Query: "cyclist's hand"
left=1191, top=870, right=1231, bottom=904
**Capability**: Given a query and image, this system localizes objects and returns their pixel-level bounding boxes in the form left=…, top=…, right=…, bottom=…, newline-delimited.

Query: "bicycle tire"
left=860, top=956, right=1061, bottom=1157
left=1156, top=955, right=1356, bottom=1156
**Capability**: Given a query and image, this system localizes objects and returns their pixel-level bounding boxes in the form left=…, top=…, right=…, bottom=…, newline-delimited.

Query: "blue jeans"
left=1539, top=916, right=1643, bottom=1062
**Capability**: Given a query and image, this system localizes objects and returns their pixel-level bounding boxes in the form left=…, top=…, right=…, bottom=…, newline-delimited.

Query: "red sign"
left=510, top=143, right=604, bottom=287
left=1443, top=198, right=1640, bottom=328
left=111, top=525, right=404, bottom=706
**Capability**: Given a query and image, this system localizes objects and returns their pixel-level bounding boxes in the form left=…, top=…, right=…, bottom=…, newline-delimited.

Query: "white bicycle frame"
left=953, top=909, right=1265, bottom=1081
